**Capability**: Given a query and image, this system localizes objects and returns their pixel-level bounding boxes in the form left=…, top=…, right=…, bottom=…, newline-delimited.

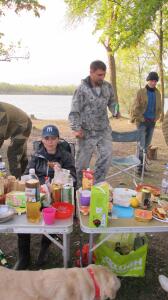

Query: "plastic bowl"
left=52, top=202, right=74, bottom=219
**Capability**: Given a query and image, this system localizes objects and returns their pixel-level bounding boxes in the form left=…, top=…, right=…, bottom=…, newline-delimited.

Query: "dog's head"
left=87, top=264, right=121, bottom=300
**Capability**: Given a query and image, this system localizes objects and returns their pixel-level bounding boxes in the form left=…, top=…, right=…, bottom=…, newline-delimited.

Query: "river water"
left=0, top=94, right=167, bottom=120
left=0, top=95, right=72, bottom=120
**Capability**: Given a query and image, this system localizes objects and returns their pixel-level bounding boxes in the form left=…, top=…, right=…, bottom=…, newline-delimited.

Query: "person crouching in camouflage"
left=69, top=60, right=119, bottom=188
left=0, top=102, right=32, bottom=178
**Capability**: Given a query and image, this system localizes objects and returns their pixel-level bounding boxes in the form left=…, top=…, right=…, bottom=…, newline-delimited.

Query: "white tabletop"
left=77, top=199, right=168, bottom=234
left=0, top=213, right=73, bottom=234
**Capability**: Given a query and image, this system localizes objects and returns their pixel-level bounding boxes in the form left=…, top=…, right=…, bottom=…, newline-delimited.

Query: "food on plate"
left=152, top=207, right=167, bottom=220
left=160, top=194, right=168, bottom=201
left=136, top=184, right=160, bottom=196
left=158, top=199, right=168, bottom=210
left=135, top=209, right=152, bottom=222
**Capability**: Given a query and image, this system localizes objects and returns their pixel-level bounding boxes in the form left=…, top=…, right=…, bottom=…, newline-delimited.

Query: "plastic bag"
left=95, top=233, right=148, bottom=277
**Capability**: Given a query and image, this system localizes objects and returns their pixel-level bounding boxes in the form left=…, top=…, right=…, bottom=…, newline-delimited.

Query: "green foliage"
left=0, top=0, right=45, bottom=60
left=0, top=0, right=45, bottom=17
left=65, top=0, right=167, bottom=53
left=0, top=82, right=76, bottom=95
left=116, top=45, right=160, bottom=115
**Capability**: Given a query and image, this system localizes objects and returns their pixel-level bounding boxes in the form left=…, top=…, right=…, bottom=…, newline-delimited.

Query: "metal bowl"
left=0, top=205, right=15, bottom=223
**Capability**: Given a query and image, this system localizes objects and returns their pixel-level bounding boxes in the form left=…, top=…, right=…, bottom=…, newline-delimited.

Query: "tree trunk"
left=107, top=49, right=118, bottom=103
left=158, top=8, right=164, bottom=121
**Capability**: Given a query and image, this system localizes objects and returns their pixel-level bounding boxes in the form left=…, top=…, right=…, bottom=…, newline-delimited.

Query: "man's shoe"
left=13, top=256, right=30, bottom=270
left=36, top=244, right=49, bottom=267
left=14, top=234, right=31, bottom=270
left=158, top=275, right=168, bottom=292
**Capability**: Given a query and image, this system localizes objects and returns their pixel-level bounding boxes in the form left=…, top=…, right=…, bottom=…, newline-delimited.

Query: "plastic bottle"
left=0, top=161, right=6, bottom=177
left=0, top=249, right=10, bottom=268
left=161, top=164, right=168, bottom=194
left=134, top=234, right=144, bottom=250
left=29, top=168, right=38, bottom=180
left=113, top=103, right=119, bottom=117
left=25, top=169, right=41, bottom=223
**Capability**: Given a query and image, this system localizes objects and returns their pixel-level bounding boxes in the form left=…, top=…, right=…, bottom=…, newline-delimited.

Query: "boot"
left=36, top=235, right=51, bottom=267
left=14, top=234, right=31, bottom=270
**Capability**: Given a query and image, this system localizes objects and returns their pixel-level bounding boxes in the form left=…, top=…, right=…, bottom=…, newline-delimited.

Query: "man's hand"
left=113, top=112, right=121, bottom=119
left=73, top=129, right=84, bottom=138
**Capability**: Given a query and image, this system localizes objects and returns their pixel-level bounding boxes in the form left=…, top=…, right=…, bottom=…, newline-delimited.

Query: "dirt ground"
left=0, top=118, right=168, bottom=299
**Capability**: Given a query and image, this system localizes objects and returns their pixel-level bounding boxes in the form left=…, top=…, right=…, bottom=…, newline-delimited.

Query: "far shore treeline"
left=0, top=82, right=77, bottom=95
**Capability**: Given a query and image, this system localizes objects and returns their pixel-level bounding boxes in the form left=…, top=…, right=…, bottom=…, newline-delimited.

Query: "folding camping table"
left=0, top=214, right=73, bottom=267
left=77, top=199, right=168, bottom=264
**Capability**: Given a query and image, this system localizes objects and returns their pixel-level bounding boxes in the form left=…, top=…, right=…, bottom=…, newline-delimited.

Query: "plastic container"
left=134, top=209, right=152, bottom=222
left=42, top=207, right=56, bottom=225
left=52, top=202, right=74, bottom=219
left=80, top=190, right=91, bottom=206
left=113, top=188, right=137, bottom=207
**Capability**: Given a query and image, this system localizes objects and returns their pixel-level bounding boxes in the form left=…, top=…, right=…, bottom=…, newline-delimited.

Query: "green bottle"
left=0, top=249, right=10, bottom=268
left=113, top=103, right=119, bottom=117
left=134, top=234, right=144, bottom=250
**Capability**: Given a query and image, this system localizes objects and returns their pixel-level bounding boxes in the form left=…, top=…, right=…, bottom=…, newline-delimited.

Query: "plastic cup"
left=80, top=190, right=91, bottom=206
left=42, top=207, right=56, bottom=225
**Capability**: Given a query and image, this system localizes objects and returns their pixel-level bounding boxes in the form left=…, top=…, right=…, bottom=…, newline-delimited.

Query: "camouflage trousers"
left=7, top=119, right=32, bottom=179
left=75, top=128, right=112, bottom=188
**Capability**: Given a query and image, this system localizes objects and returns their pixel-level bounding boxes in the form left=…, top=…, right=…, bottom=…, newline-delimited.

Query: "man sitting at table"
left=14, top=124, right=76, bottom=270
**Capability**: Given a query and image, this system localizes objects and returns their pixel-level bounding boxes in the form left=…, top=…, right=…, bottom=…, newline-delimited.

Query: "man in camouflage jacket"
left=69, top=60, right=118, bottom=187
left=0, top=102, right=32, bottom=178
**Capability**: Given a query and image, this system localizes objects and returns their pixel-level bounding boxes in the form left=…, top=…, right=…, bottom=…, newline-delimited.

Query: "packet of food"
left=89, top=183, right=109, bottom=228
left=82, top=169, right=94, bottom=190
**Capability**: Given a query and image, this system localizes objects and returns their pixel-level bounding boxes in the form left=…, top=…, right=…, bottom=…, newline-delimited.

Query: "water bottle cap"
left=29, top=168, right=36, bottom=174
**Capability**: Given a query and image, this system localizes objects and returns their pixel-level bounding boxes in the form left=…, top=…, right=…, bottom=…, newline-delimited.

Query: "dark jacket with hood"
left=26, top=142, right=76, bottom=186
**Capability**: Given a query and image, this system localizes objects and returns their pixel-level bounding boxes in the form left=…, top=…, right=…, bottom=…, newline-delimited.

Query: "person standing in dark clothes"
left=131, top=72, right=162, bottom=174
left=14, top=124, right=76, bottom=270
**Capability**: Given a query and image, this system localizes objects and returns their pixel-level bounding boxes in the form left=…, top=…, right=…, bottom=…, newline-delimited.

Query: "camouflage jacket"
left=130, top=87, right=162, bottom=124
left=162, top=110, right=168, bottom=146
left=0, top=102, right=32, bottom=145
left=69, top=76, right=116, bottom=131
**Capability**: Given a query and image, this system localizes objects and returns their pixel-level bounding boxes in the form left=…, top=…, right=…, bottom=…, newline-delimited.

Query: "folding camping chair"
left=105, top=130, right=145, bottom=186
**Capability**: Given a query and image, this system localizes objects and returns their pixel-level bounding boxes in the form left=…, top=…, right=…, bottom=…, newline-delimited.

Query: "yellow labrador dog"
left=0, top=264, right=120, bottom=300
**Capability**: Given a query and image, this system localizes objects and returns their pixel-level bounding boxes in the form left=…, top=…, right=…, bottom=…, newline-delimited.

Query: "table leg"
left=88, top=233, right=94, bottom=265
left=63, top=233, right=68, bottom=268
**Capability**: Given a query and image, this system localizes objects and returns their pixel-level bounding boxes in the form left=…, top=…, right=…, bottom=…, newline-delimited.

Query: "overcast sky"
left=0, top=0, right=107, bottom=86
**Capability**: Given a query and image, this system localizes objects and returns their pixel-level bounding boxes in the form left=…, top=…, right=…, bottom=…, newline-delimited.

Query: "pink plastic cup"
left=42, top=207, right=56, bottom=225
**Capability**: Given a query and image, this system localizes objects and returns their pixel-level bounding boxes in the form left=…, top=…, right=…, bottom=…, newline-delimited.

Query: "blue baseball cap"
left=42, top=125, right=59, bottom=137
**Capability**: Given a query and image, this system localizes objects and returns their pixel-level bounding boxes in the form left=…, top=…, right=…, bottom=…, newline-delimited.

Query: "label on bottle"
left=25, top=187, right=40, bottom=203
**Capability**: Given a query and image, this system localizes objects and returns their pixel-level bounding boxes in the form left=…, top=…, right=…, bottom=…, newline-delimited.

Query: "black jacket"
left=26, top=142, right=76, bottom=186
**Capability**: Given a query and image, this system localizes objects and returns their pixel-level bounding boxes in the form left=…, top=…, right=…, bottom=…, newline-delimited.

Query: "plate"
left=153, top=215, right=168, bottom=223
left=0, top=205, right=15, bottom=223
left=136, top=184, right=160, bottom=196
